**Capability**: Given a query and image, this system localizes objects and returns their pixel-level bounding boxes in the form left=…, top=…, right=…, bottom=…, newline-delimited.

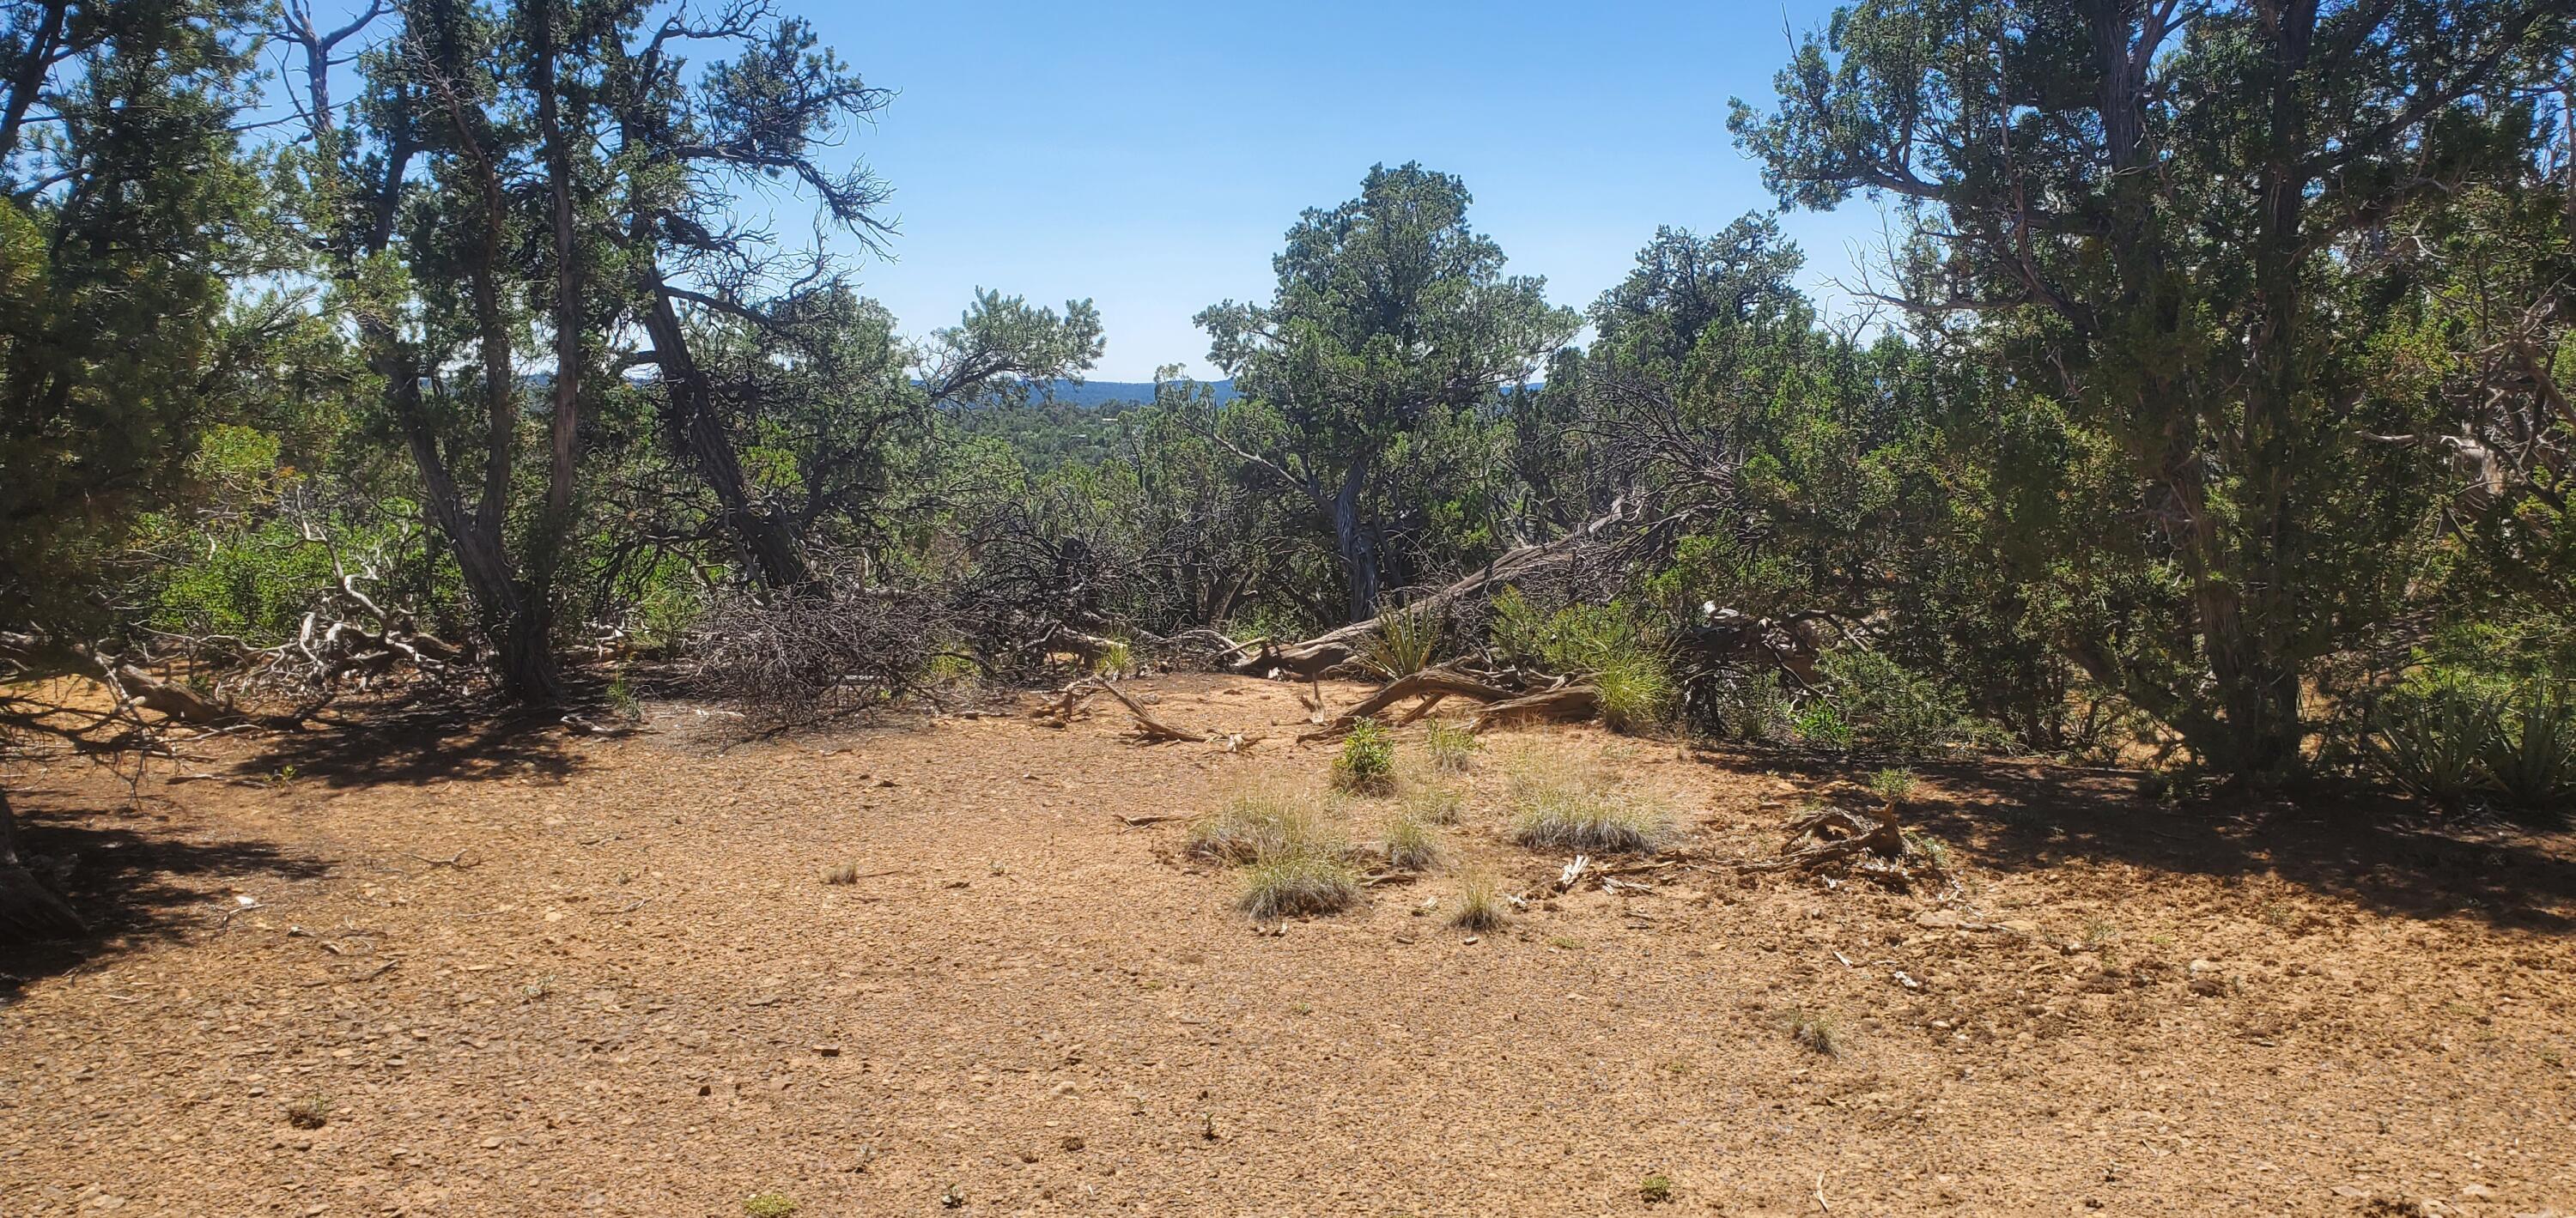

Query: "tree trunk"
left=0, top=784, right=82, bottom=941
left=414, top=10, right=558, bottom=703
left=1331, top=457, right=1378, bottom=622
left=638, top=263, right=811, bottom=591
left=375, top=342, right=556, bottom=702
left=525, top=0, right=581, bottom=659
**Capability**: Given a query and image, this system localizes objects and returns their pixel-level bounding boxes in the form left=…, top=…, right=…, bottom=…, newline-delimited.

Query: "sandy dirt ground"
left=3, top=673, right=2573, bottom=1217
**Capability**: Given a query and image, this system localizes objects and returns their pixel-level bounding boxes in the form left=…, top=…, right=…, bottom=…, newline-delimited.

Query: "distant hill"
left=1025, top=379, right=1236, bottom=409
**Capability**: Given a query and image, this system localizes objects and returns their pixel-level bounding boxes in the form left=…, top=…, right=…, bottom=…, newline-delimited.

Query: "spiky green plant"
left=1362, top=604, right=1443, bottom=680
left=2365, top=677, right=2497, bottom=810
left=2484, top=680, right=2576, bottom=821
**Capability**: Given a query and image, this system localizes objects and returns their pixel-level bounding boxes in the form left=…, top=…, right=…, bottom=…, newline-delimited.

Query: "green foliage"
left=1091, top=639, right=1135, bottom=678
left=1734, top=0, right=2573, bottom=777
left=1331, top=718, right=1397, bottom=795
left=744, top=1193, right=798, bottom=1218
left=1399, top=783, right=1466, bottom=826
left=1868, top=767, right=1918, bottom=803
left=1362, top=604, right=1443, bottom=679
left=1487, top=591, right=1674, bottom=730
left=1188, top=790, right=1334, bottom=865
left=2362, top=653, right=2574, bottom=820
left=1813, top=650, right=1966, bottom=756
left=2482, top=682, right=2576, bottom=818
left=1790, top=702, right=1855, bottom=753
left=1708, top=676, right=1795, bottom=744
left=1449, top=870, right=1509, bottom=931
left=1239, top=852, right=1361, bottom=919
left=2366, top=676, right=2501, bottom=810
left=1198, top=163, right=1580, bottom=619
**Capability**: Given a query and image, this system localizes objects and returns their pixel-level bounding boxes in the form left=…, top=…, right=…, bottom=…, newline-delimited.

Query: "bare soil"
left=3, top=673, right=2573, bottom=1216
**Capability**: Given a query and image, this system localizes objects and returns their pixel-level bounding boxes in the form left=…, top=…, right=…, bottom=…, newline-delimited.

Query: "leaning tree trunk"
left=638, top=264, right=811, bottom=591
left=0, top=784, right=82, bottom=940
left=1235, top=500, right=1637, bottom=679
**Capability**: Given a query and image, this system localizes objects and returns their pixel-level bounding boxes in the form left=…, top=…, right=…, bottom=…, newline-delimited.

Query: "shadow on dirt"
left=1, top=804, right=329, bottom=1000
left=1705, top=749, right=2576, bottom=935
left=235, top=696, right=587, bottom=789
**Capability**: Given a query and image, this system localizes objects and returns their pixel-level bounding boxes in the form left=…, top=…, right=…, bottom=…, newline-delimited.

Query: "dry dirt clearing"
left=3, top=674, right=2573, bottom=1217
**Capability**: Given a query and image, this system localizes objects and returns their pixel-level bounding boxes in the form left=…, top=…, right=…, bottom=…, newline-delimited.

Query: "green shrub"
left=1487, top=586, right=1553, bottom=667
left=1867, top=767, right=1918, bottom=803
left=1487, top=591, right=1674, bottom=731
left=1362, top=604, right=1443, bottom=679
left=1423, top=719, right=1480, bottom=773
left=1814, top=649, right=1965, bottom=754
left=744, top=1193, right=798, bottom=1218
left=1331, top=718, right=1397, bottom=794
left=1791, top=701, right=1855, bottom=752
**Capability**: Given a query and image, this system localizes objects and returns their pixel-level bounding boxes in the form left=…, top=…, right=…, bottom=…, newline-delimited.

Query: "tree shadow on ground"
left=1, top=802, right=329, bottom=1000
left=234, top=695, right=586, bottom=789
left=1701, top=749, right=2576, bottom=936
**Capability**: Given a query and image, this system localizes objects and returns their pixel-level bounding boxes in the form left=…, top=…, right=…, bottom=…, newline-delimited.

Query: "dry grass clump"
left=283, top=1094, right=332, bottom=1130
left=1380, top=813, right=1440, bottom=870
left=1423, top=719, right=1480, bottom=773
left=1193, top=785, right=1361, bottom=919
left=1398, top=782, right=1464, bottom=825
left=1188, top=789, right=1333, bottom=864
left=1778, top=1007, right=1843, bottom=1057
left=1239, top=851, right=1362, bottom=919
left=1450, top=870, right=1509, bottom=932
left=1507, top=758, right=1673, bottom=853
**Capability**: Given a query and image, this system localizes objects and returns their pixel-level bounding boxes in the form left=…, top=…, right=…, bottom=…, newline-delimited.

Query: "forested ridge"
left=3, top=0, right=2574, bottom=936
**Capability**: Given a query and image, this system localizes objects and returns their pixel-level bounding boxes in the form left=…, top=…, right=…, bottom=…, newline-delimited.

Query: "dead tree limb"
left=1235, top=502, right=1637, bottom=680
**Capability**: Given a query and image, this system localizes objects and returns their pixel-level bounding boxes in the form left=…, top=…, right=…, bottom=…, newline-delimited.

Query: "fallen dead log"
left=1233, top=502, right=1638, bottom=680
left=1298, top=669, right=1524, bottom=740
left=1044, top=677, right=1260, bottom=748
left=106, top=662, right=237, bottom=725
left=1463, top=685, right=1599, bottom=733
left=1727, top=800, right=1950, bottom=890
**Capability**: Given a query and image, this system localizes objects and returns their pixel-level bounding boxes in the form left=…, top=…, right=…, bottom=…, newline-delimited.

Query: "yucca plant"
left=1362, top=604, right=1443, bottom=680
left=2363, top=677, right=2497, bottom=810
left=2483, top=679, right=2576, bottom=822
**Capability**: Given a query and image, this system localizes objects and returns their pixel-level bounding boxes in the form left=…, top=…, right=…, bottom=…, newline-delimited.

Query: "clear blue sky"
left=797, top=1, right=1890, bottom=380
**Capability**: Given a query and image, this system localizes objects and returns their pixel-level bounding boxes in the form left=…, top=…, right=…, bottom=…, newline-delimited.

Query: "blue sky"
left=790, top=1, right=1893, bottom=380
